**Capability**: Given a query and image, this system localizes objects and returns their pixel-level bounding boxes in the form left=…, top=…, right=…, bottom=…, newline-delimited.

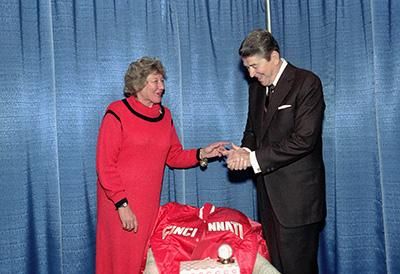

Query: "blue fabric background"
left=0, top=0, right=399, bottom=273
left=270, top=1, right=400, bottom=273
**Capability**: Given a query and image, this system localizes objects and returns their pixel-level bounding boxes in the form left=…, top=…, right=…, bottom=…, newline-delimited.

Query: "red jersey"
left=149, top=202, right=270, bottom=274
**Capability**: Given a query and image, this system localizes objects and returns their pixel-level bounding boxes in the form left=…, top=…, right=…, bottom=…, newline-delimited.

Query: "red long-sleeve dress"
left=96, top=96, right=198, bottom=274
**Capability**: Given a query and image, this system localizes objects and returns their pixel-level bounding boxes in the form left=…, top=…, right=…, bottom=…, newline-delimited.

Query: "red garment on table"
left=96, top=97, right=198, bottom=274
left=150, top=202, right=270, bottom=274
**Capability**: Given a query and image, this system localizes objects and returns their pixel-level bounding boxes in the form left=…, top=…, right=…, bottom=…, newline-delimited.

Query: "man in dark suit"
left=226, top=29, right=326, bottom=274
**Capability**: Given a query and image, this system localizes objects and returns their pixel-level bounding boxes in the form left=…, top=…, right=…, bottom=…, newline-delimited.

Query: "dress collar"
left=123, top=97, right=164, bottom=122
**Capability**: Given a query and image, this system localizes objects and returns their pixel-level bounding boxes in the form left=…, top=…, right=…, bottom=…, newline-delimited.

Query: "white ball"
left=218, top=243, right=233, bottom=260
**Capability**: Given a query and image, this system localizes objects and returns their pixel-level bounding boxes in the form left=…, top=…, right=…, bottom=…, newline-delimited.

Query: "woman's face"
left=136, top=72, right=165, bottom=107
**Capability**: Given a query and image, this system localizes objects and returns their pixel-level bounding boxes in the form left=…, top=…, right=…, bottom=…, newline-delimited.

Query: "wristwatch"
left=115, top=198, right=129, bottom=210
left=199, top=157, right=208, bottom=168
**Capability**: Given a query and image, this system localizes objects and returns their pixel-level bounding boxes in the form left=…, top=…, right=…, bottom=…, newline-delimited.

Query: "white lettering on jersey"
left=207, top=221, right=244, bottom=239
left=162, top=225, right=198, bottom=239
left=161, top=221, right=244, bottom=240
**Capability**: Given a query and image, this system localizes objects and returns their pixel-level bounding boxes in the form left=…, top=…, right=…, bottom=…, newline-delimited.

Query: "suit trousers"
left=257, top=180, right=324, bottom=274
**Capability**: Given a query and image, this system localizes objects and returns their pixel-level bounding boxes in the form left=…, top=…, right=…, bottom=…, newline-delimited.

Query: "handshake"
left=200, top=142, right=251, bottom=171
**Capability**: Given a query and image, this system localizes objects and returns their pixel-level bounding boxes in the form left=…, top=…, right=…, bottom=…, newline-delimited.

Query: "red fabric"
left=96, top=97, right=198, bottom=274
left=150, top=202, right=270, bottom=274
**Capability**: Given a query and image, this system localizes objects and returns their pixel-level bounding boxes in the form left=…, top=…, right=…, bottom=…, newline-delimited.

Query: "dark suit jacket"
left=241, top=63, right=326, bottom=228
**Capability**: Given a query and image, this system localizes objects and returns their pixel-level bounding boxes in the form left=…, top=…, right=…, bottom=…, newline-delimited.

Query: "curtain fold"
left=0, top=0, right=265, bottom=273
left=159, top=0, right=265, bottom=215
left=270, top=0, right=400, bottom=273
left=0, top=0, right=62, bottom=273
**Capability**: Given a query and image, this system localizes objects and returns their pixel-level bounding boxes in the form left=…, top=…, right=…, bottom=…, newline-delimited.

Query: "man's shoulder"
left=287, top=62, right=321, bottom=81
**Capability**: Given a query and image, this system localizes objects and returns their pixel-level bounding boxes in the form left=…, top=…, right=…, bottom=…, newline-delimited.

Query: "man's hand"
left=118, top=206, right=138, bottom=232
left=225, top=143, right=251, bottom=170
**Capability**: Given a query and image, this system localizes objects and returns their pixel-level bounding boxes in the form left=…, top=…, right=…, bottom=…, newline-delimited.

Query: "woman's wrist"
left=200, top=148, right=206, bottom=159
left=197, top=148, right=208, bottom=168
left=115, top=198, right=128, bottom=210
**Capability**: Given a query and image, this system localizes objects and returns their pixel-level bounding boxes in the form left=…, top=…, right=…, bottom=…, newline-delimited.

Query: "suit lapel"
left=262, top=64, right=296, bottom=139
left=254, top=84, right=267, bottom=143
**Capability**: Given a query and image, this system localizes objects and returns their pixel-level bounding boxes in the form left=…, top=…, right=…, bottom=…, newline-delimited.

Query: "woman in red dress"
left=95, top=56, right=227, bottom=274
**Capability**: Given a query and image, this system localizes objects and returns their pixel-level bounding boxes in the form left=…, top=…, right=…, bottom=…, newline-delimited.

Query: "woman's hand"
left=118, top=206, right=138, bottom=232
left=200, top=141, right=229, bottom=159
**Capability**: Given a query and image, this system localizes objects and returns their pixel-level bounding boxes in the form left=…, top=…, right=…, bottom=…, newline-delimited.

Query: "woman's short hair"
left=124, top=56, right=166, bottom=97
left=239, top=29, right=280, bottom=61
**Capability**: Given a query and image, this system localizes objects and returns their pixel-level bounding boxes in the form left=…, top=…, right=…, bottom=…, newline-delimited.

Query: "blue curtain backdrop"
left=0, top=0, right=265, bottom=273
left=0, top=0, right=399, bottom=274
left=270, top=0, right=400, bottom=273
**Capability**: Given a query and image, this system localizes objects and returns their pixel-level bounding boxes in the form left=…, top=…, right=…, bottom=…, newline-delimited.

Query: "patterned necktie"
left=265, top=84, right=275, bottom=110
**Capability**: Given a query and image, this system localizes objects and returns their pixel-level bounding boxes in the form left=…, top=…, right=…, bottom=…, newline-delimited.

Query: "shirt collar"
left=272, top=58, right=288, bottom=87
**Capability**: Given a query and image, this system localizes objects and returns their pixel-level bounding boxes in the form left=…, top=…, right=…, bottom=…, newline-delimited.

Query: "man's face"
left=241, top=53, right=279, bottom=86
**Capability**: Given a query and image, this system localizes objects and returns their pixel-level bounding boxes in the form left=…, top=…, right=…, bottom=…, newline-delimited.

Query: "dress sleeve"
left=96, top=111, right=127, bottom=203
left=165, top=120, right=198, bottom=168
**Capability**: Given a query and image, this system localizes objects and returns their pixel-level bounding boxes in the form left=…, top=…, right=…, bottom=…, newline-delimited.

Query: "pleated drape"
left=270, top=1, right=400, bottom=273
left=0, top=0, right=266, bottom=273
